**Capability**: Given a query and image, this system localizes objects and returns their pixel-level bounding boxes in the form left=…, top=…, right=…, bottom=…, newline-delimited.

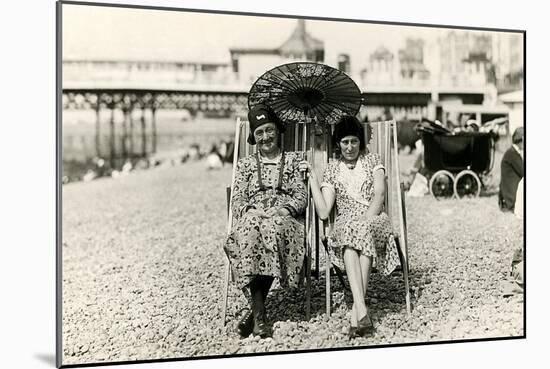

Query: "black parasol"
left=247, top=62, right=362, bottom=319
left=247, top=63, right=362, bottom=319
left=248, top=62, right=362, bottom=125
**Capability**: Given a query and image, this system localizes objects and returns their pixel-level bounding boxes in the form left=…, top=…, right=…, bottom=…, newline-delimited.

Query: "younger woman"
left=300, top=115, right=399, bottom=338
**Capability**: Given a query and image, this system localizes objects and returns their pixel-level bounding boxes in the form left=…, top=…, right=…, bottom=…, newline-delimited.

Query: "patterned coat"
left=224, top=151, right=307, bottom=290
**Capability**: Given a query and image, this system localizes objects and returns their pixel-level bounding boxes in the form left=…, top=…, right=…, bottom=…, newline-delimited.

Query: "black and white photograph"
left=57, top=0, right=525, bottom=367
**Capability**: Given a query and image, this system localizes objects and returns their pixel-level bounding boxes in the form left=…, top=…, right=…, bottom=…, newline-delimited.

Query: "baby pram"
left=417, top=120, right=496, bottom=198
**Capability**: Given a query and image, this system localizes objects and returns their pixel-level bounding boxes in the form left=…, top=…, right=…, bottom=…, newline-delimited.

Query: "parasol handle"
left=302, top=113, right=311, bottom=181
left=302, top=152, right=308, bottom=181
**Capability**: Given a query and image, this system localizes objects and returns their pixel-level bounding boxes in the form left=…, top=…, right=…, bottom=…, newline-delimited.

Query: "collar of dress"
left=338, top=155, right=370, bottom=207
left=258, top=151, right=282, bottom=164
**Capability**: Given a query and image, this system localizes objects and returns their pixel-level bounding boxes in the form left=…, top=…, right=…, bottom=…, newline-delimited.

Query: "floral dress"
left=224, top=151, right=307, bottom=290
left=321, top=153, right=400, bottom=275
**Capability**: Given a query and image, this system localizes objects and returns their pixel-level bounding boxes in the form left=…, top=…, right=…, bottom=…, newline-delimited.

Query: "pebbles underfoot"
left=61, top=162, right=523, bottom=365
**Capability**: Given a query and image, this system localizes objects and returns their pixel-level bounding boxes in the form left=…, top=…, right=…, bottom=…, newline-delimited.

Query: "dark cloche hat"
left=247, top=104, right=285, bottom=145
left=332, top=115, right=366, bottom=150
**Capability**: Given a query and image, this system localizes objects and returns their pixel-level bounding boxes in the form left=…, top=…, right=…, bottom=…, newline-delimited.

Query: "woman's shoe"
left=252, top=311, right=271, bottom=338
left=348, top=326, right=359, bottom=339
left=357, top=313, right=375, bottom=337
left=250, top=281, right=271, bottom=338
left=237, top=309, right=254, bottom=338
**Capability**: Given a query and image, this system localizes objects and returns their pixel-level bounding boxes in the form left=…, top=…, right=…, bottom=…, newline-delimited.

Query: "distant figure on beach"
left=502, top=180, right=524, bottom=298
left=498, top=127, right=524, bottom=212
left=188, top=143, right=201, bottom=161
left=514, top=178, right=523, bottom=219
left=406, top=140, right=429, bottom=197
left=205, top=144, right=223, bottom=170
left=218, top=138, right=235, bottom=164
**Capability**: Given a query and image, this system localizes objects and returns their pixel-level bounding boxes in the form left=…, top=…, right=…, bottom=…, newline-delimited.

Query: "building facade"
left=229, top=19, right=324, bottom=84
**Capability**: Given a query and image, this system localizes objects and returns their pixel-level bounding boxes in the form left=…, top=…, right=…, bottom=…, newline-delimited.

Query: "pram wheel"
left=453, top=170, right=481, bottom=198
left=429, top=170, right=454, bottom=199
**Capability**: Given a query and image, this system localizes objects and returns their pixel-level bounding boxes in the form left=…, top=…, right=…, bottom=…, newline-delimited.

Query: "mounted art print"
left=57, top=1, right=525, bottom=367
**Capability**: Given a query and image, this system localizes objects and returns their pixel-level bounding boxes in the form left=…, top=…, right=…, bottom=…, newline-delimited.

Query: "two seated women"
left=224, top=105, right=399, bottom=339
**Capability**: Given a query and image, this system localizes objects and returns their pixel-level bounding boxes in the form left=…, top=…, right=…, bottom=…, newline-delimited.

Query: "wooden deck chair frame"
left=221, top=117, right=319, bottom=325
left=321, top=119, right=411, bottom=317
left=221, top=118, right=411, bottom=326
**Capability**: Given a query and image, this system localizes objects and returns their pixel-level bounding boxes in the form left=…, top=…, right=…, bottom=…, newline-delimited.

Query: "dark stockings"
left=249, top=275, right=274, bottom=307
left=248, top=275, right=274, bottom=337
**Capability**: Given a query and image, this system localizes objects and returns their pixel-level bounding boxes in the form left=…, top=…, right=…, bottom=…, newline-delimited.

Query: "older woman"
left=300, top=115, right=400, bottom=338
left=224, top=104, right=307, bottom=339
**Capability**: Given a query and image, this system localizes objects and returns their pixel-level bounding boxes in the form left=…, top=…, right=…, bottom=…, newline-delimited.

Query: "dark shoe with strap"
left=357, top=313, right=375, bottom=337
left=249, top=276, right=272, bottom=338
left=237, top=309, right=254, bottom=338
left=348, top=326, right=359, bottom=340
left=252, top=311, right=271, bottom=338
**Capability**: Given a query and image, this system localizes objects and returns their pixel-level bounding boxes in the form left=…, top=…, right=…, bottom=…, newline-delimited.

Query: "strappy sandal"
left=349, top=326, right=359, bottom=340
left=357, top=313, right=375, bottom=337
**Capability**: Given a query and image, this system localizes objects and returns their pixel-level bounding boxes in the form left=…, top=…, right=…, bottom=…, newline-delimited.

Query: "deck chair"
left=317, top=119, right=411, bottom=317
left=221, top=117, right=321, bottom=325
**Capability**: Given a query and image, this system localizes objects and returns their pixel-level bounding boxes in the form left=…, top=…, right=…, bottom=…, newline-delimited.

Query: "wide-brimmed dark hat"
left=332, top=115, right=366, bottom=150
left=247, top=104, right=285, bottom=145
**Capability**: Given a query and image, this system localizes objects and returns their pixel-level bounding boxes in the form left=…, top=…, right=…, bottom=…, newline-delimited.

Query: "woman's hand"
left=247, top=208, right=267, bottom=217
left=298, top=160, right=313, bottom=178
left=366, top=168, right=386, bottom=218
left=248, top=207, right=290, bottom=218
left=264, top=207, right=291, bottom=217
left=264, top=208, right=277, bottom=217
left=248, top=208, right=290, bottom=218
left=276, top=207, right=291, bottom=217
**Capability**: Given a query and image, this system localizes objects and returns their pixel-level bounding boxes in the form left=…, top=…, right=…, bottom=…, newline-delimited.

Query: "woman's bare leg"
left=359, top=254, right=373, bottom=316
left=359, top=255, right=372, bottom=296
left=351, top=255, right=372, bottom=325
left=344, top=248, right=367, bottom=325
left=350, top=303, right=357, bottom=327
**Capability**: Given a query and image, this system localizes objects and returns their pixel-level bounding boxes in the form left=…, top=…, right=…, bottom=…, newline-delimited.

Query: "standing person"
left=499, top=127, right=524, bottom=212
left=502, top=176, right=524, bottom=297
left=224, top=104, right=307, bottom=339
left=299, top=115, right=400, bottom=339
left=514, top=178, right=524, bottom=219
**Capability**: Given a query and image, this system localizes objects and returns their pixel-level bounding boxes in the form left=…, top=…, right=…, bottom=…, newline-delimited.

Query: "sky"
left=62, top=4, right=445, bottom=66
left=62, top=3, right=519, bottom=75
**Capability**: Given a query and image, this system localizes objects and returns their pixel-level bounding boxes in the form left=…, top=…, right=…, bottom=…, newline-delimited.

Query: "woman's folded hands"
left=248, top=207, right=291, bottom=218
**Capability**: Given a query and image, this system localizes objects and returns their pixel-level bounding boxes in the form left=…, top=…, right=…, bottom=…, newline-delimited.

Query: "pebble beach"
left=61, top=160, right=523, bottom=365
